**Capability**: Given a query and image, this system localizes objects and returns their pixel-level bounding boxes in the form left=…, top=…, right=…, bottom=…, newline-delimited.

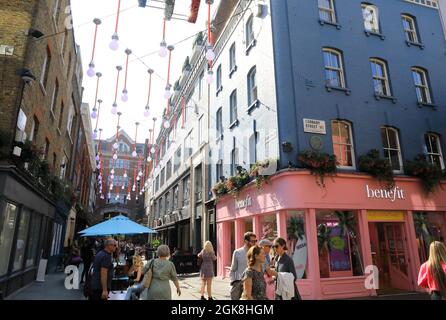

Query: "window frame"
left=361, top=3, right=381, bottom=34
left=245, top=15, right=255, bottom=50
left=370, top=58, right=391, bottom=97
left=411, top=67, right=432, bottom=104
left=318, top=0, right=337, bottom=24
left=381, top=127, right=403, bottom=173
left=401, top=14, right=420, bottom=44
left=425, top=133, right=444, bottom=170
left=230, top=90, right=238, bottom=125
left=229, top=43, right=237, bottom=76
left=331, top=120, right=356, bottom=169
left=247, top=66, right=257, bottom=107
left=323, top=48, right=346, bottom=89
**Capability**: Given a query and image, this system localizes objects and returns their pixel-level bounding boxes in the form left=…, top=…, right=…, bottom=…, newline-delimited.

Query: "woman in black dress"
left=266, top=237, right=301, bottom=300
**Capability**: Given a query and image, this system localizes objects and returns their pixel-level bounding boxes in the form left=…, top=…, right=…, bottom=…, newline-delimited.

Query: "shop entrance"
left=369, top=222, right=413, bottom=294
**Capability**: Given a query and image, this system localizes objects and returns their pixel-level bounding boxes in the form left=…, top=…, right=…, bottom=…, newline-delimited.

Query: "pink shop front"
left=215, top=170, right=446, bottom=300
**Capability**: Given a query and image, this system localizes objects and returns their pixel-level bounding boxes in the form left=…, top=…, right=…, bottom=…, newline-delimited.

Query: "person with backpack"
left=418, top=241, right=446, bottom=300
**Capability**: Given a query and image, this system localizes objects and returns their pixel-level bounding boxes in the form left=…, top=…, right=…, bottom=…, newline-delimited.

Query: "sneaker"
left=201, top=296, right=206, bottom=300
left=208, top=297, right=214, bottom=300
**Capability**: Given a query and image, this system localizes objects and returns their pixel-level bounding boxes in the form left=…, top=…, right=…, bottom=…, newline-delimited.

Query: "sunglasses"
left=249, top=240, right=258, bottom=244
left=273, top=244, right=280, bottom=248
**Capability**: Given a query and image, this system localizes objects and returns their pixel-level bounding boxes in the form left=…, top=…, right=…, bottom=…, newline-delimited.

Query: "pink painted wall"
left=215, top=170, right=446, bottom=299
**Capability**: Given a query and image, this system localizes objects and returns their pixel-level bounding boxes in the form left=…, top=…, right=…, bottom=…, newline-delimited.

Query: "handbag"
left=142, top=259, right=155, bottom=289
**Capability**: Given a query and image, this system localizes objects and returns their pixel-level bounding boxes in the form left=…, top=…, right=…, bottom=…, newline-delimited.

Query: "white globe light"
left=206, top=47, right=215, bottom=61
left=123, top=172, right=128, bottom=178
left=109, top=185, right=113, bottom=191
left=206, top=70, right=214, bottom=84
left=136, top=196, right=139, bottom=200
left=159, top=41, right=168, bottom=57
left=87, top=63, right=96, bottom=77
left=98, top=175, right=102, bottom=180
left=137, top=176, right=141, bottom=181
left=113, top=142, right=119, bottom=150
left=144, top=109, right=150, bottom=117
left=121, top=89, right=128, bottom=102
left=113, top=153, right=118, bottom=160
left=163, top=119, right=170, bottom=129
left=147, top=156, right=152, bottom=162
left=150, top=147, right=156, bottom=154
left=132, top=150, right=137, bottom=158
left=110, top=175, right=114, bottom=180
left=164, top=88, right=173, bottom=99
left=115, top=195, right=119, bottom=200
left=111, top=168, right=115, bottom=174
left=109, top=33, right=119, bottom=51
left=100, top=194, right=105, bottom=200
left=111, top=106, right=118, bottom=115
left=138, top=171, right=143, bottom=176
left=95, top=154, right=100, bottom=161
left=121, top=185, right=125, bottom=190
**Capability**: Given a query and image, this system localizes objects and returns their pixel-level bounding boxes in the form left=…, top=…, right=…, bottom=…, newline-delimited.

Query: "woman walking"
left=198, top=241, right=217, bottom=300
left=266, top=237, right=301, bottom=300
left=241, top=246, right=267, bottom=300
left=418, top=241, right=446, bottom=300
left=140, top=245, right=181, bottom=300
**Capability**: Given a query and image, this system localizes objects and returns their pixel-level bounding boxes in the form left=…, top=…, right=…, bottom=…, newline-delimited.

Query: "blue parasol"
left=78, top=215, right=156, bottom=236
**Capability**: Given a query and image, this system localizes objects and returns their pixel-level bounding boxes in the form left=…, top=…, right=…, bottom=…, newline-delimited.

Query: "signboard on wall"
left=303, top=118, right=326, bottom=134
left=367, top=211, right=405, bottom=222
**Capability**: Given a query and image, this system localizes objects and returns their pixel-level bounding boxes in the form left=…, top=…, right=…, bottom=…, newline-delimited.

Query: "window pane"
left=389, top=150, right=401, bottom=170
left=0, top=202, right=18, bottom=275
left=26, top=214, right=42, bottom=267
left=12, top=208, right=31, bottom=271
left=387, top=130, right=398, bottom=149
left=286, top=211, right=307, bottom=279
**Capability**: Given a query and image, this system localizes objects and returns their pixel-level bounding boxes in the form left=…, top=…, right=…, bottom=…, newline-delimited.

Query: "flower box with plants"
left=405, top=154, right=444, bottom=194
left=297, top=150, right=337, bottom=187
left=250, top=159, right=277, bottom=189
left=212, top=180, right=228, bottom=198
left=358, top=149, right=395, bottom=189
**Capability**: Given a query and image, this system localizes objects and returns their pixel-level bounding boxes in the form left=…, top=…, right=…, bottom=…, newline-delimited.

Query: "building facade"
left=208, top=0, right=446, bottom=299
left=94, top=130, right=146, bottom=222
left=0, top=0, right=91, bottom=297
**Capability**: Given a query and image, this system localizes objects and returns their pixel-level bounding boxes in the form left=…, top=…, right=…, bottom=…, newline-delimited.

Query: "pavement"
left=4, top=262, right=429, bottom=300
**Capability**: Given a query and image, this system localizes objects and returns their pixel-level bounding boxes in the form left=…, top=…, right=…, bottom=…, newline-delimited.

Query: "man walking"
left=229, top=232, right=257, bottom=300
left=89, top=238, right=117, bottom=300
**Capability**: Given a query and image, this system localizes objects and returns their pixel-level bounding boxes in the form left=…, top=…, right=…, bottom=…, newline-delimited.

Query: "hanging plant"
left=287, top=217, right=305, bottom=243
left=405, top=154, right=443, bottom=194
left=250, top=159, right=274, bottom=190
left=358, top=149, right=395, bottom=189
left=212, top=180, right=228, bottom=198
left=298, top=150, right=337, bottom=187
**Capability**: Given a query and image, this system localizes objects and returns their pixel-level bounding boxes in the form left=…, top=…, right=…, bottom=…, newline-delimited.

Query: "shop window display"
left=12, top=208, right=31, bottom=271
left=244, top=218, right=253, bottom=233
left=286, top=211, right=307, bottom=279
left=0, top=201, right=18, bottom=276
left=261, top=214, right=278, bottom=242
left=413, top=212, right=446, bottom=264
left=316, top=210, right=363, bottom=278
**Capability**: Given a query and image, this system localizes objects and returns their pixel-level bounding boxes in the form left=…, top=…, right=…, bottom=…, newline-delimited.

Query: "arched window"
left=370, top=58, right=391, bottom=96
left=331, top=120, right=355, bottom=168
left=323, top=48, right=345, bottom=88
left=230, top=90, right=238, bottom=124
left=381, top=127, right=403, bottom=172
left=425, top=133, right=444, bottom=169
left=361, top=3, right=380, bottom=34
left=247, top=66, right=257, bottom=106
left=411, top=67, right=432, bottom=104
left=402, top=15, right=419, bottom=44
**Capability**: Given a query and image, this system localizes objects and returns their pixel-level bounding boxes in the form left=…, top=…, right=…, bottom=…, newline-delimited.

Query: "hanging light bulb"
left=142, top=187, right=145, bottom=193
left=132, top=184, right=136, bottom=192
left=113, top=153, right=118, bottom=160
left=147, top=156, right=152, bottom=162
left=109, top=32, right=119, bottom=51
left=95, top=154, right=100, bottom=162
left=91, top=108, right=98, bottom=119
left=164, top=85, right=173, bottom=99
left=206, top=70, right=214, bottom=84
left=163, top=117, right=171, bottom=129
left=113, top=142, right=119, bottom=150
left=115, top=195, right=119, bottom=200
left=96, top=164, right=101, bottom=170
left=111, top=103, right=118, bottom=115
left=159, top=40, right=168, bottom=57
left=144, top=105, right=150, bottom=118
left=138, top=170, right=143, bottom=177
left=136, top=196, right=139, bottom=200
left=123, top=171, right=127, bottom=178
left=205, top=45, right=215, bottom=61
left=150, top=146, right=156, bottom=154
left=121, top=185, right=125, bottom=190
left=137, top=176, right=141, bottom=181
left=121, top=89, right=128, bottom=102
left=100, top=194, right=105, bottom=200
left=144, top=182, right=148, bottom=188
left=111, top=168, right=115, bottom=175
left=132, top=150, right=137, bottom=158
left=92, top=129, right=98, bottom=140
left=110, top=175, right=115, bottom=180
left=87, top=62, right=96, bottom=77
left=110, top=185, right=113, bottom=191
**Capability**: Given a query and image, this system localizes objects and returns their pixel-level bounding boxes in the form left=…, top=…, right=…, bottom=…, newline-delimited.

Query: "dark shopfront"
left=0, top=167, right=65, bottom=298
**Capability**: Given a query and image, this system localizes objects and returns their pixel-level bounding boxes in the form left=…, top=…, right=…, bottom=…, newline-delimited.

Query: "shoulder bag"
left=142, top=259, right=155, bottom=289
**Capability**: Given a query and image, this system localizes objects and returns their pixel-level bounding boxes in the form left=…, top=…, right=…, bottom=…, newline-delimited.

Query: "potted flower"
left=298, top=151, right=337, bottom=187
left=212, top=181, right=228, bottom=198
left=250, top=159, right=276, bottom=190
left=405, top=154, right=443, bottom=194
left=358, top=149, right=395, bottom=189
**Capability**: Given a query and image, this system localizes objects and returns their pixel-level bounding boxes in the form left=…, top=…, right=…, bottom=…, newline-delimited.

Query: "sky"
left=70, top=0, right=220, bottom=143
